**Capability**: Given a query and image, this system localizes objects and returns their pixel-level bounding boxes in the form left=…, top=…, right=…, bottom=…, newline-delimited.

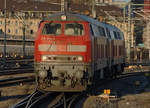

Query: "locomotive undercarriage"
left=35, top=62, right=91, bottom=92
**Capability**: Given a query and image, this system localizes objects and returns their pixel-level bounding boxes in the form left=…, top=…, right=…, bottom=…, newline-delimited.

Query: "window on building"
left=25, top=12, right=29, bottom=17
left=16, top=21, right=18, bottom=26
left=8, top=29, right=11, bottom=33
left=9, top=11, right=14, bottom=17
left=30, top=21, right=32, bottom=25
left=30, top=30, right=33, bottom=34
left=0, top=29, right=3, bottom=34
left=16, top=29, right=18, bottom=34
left=0, top=21, right=2, bottom=25
left=8, top=21, right=10, bottom=25
left=31, top=12, right=36, bottom=17
left=120, top=25, right=122, bottom=28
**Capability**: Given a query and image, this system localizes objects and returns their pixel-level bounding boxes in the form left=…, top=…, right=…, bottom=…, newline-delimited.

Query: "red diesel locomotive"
left=34, top=13, right=125, bottom=92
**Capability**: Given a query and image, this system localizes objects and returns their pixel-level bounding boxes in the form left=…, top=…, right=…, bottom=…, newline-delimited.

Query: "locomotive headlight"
left=38, top=70, right=48, bottom=78
left=41, top=55, right=47, bottom=61
left=77, top=56, right=83, bottom=61
left=76, top=71, right=83, bottom=79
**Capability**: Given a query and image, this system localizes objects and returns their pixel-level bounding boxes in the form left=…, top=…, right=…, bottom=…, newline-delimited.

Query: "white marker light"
left=77, top=56, right=83, bottom=61
left=61, top=15, right=67, bottom=21
left=42, top=55, right=47, bottom=61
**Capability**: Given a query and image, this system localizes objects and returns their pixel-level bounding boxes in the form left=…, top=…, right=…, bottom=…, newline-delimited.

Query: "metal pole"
left=3, top=0, right=7, bottom=61
left=127, top=2, right=131, bottom=62
left=61, top=0, right=65, bottom=12
left=92, top=0, right=96, bottom=18
left=67, top=0, right=70, bottom=12
left=23, top=26, right=26, bottom=57
left=123, top=6, right=126, bottom=24
left=64, top=0, right=68, bottom=13
left=149, top=50, right=150, bottom=72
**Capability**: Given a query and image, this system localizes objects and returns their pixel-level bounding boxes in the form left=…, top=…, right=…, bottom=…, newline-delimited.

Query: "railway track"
left=0, top=76, right=35, bottom=87
left=11, top=89, right=49, bottom=108
left=11, top=90, right=82, bottom=108
left=0, top=58, right=34, bottom=70
left=0, top=68, right=34, bottom=76
left=0, top=67, right=35, bottom=87
left=0, top=58, right=33, bottom=64
left=10, top=71, right=150, bottom=108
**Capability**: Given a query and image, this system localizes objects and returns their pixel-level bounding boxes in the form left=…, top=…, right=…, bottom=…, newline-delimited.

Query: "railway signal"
left=104, top=89, right=111, bottom=95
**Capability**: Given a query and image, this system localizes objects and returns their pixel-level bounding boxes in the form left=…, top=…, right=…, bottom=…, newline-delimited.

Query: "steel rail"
left=47, top=93, right=64, bottom=108
left=0, top=68, right=34, bottom=76
left=26, top=92, right=52, bottom=108
left=10, top=88, right=41, bottom=108
left=0, top=76, right=35, bottom=87
left=49, top=93, right=80, bottom=108
left=0, top=59, right=33, bottom=63
left=0, top=66, right=33, bottom=70
left=67, top=94, right=81, bottom=108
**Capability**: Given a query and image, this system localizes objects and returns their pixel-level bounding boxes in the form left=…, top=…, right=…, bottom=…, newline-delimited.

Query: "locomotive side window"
left=113, top=31, right=118, bottom=39
left=42, top=23, right=62, bottom=35
left=91, top=24, right=100, bottom=37
left=64, top=23, right=84, bottom=36
left=117, top=32, right=121, bottom=39
left=98, top=26, right=106, bottom=37
left=90, top=25, right=94, bottom=36
left=106, top=28, right=111, bottom=38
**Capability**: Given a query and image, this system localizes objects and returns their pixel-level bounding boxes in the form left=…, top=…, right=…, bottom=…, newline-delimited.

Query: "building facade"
left=0, top=18, right=40, bottom=38
left=95, top=0, right=113, bottom=4
left=110, top=1, right=127, bottom=8
left=95, top=0, right=126, bottom=8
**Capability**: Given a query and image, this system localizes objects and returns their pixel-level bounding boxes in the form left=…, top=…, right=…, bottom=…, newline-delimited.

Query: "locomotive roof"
left=44, top=13, right=121, bottom=30
left=44, top=12, right=105, bottom=25
left=44, top=12, right=124, bottom=40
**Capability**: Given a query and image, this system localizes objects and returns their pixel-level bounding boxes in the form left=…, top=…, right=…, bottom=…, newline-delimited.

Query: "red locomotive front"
left=34, top=17, right=92, bottom=92
left=34, top=13, right=126, bottom=92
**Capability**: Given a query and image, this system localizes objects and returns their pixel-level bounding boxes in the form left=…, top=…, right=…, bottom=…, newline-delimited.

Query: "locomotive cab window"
left=64, top=23, right=84, bottom=36
left=42, top=23, right=62, bottom=35
left=98, top=26, right=106, bottom=37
